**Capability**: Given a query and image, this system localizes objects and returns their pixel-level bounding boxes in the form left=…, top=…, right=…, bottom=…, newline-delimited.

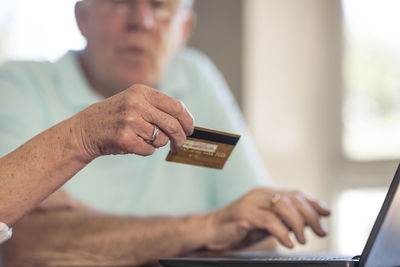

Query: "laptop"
left=160, top=164, right=400, bottom=267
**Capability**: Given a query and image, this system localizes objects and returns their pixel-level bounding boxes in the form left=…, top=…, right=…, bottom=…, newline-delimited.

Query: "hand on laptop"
left=204, top=188, right=331, bottom=250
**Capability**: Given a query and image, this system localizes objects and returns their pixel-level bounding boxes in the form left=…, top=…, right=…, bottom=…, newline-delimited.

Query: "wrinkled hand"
left=74, top=84, right=194, bottom=161
left=204, top=188, right=331, bottom=250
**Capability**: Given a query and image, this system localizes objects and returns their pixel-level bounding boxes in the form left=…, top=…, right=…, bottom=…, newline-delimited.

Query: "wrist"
left=66, top=113, right=97, bottom=164
left=184, top=214, right=213, bottom=249
left=201, top=212, right=219, bottom=249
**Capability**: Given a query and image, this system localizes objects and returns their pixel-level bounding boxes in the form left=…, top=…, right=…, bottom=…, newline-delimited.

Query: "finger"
left=123, top=135, right=156, bottom=156
left=134, top=120, right=157, bottom=141
left=151, top=129, right=169, bottom=148
left=254, top=191, right=306, bottom=244
left=272, top=196, right=306, bottom=244
left=144, top=88, right=195, bottom=136
left=135, top=121, right=169, bottom=148
left=141, top=105, right=187, bottom=152
left=258, top=212, right=294, bottom=249
left=291, top=195, right=328, bottom=237
left=304, top=195, right=331, bottom=216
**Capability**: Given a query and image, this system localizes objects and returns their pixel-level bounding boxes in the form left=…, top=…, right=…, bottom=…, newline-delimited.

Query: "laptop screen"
left=360, top=163, right=400, bottom=267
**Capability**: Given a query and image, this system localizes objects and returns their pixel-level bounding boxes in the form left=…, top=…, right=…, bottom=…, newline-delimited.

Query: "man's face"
left=76, top=0, right=193, bottom=92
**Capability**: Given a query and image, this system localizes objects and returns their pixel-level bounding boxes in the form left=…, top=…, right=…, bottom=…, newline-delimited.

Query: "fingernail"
left=319, top=201, right=330, bottom=210
left=321, top=223, right=329, bottom=234
left=285, top=239, right=295, bottom=249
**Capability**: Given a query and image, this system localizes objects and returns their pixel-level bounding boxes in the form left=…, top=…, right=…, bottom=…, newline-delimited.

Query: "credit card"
left=166, top=126, right=240, bottom=169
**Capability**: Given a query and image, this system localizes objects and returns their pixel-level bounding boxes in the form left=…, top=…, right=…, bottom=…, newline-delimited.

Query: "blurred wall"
left=188, top=0, right=244, bottom=107
left=0, top=0, right=12, bottom=63
left=188, top=0, right=343, bottom=251
left=243, top=0, right=342, bottom=251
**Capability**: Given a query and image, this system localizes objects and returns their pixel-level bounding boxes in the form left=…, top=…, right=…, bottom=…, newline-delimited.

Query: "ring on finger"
left=148, top=125, right=160, bottom=144
left=269, top=193, right=281, bottom=210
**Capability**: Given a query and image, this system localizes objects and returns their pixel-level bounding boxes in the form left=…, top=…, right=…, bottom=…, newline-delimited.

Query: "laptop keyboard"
left=255, top=256, right=352, bottom=261
left=230, top=251, right=354, bottom=261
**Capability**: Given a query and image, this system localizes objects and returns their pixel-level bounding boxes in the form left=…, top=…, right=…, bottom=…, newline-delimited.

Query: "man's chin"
left=118, top=75, right=160, bottom=89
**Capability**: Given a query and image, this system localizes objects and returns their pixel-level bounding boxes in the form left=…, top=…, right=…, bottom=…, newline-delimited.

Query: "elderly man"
left=1, top=0, right=330, bottom=265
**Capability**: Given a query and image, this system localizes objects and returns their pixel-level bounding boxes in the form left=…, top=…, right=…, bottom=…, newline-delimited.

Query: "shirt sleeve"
left=0, top=222, right=12, bottom=245
left=187, top=50, right=275, bottom=208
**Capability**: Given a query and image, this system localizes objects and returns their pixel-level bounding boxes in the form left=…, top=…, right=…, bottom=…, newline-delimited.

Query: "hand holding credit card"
left=166, top=126, right=240, bottom=169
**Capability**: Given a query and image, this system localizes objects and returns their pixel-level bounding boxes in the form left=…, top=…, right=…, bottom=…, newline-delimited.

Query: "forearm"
left=0, top=84, right=196, bottom=227
left=3, top=210, right=208, bottom=266
left=0, top=116, right=88, bottom=226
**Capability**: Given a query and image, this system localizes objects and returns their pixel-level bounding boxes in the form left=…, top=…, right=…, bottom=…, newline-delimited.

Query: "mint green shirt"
left=0, top=49, right=271, bottom=216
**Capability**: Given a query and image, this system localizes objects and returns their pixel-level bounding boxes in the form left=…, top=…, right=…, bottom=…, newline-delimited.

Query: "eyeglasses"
left=95, top=0, right=184, bottom=21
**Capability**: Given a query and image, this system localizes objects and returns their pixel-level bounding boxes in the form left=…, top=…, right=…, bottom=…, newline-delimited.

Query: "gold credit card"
left=166, top=126, right=240, bottom=169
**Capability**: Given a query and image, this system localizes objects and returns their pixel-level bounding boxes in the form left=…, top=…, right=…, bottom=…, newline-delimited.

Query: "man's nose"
left=126, top=0, right=156, bottom=30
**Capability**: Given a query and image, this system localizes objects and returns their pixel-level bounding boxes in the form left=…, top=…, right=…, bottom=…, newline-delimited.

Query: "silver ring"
left=148, top=125, right=159, bottom=144
left=269, top=193, right=281, bottom=210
